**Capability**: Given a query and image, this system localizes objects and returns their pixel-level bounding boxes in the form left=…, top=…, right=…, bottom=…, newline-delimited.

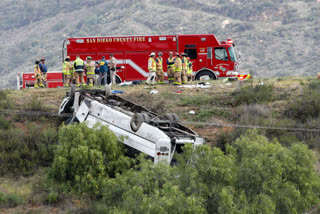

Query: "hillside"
left=1, top=78, right=320, bottom=213
left=0, top=0, right=320, bottom=88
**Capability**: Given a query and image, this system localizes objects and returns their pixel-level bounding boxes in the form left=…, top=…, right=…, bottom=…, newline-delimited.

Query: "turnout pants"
left=87, top=74, right=94, bottom=86
left=181, top=70, right=187, bottom=84
left=35, top=74, right=43, bottom=88
left=75, top=72, right=85, bottom=86
left=173, top=71, right=182, bottom=85
left=146, top=71, right=156, bottom=85
left=64, top=74, right=72, bottom=86
left=156, top=69, right=165, bottom=84
left=167, top=67, right=174, bottom=83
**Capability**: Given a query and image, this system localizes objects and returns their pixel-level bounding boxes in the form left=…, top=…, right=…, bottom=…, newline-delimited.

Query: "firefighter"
left=181, top=53, right=188, bottom=84
left=156, top=52, right=164, bottom=84
left=173, top=52, right=182, bottom=85
left=166, top=51, right=175, bottom=84
left=62, top=56, right=72, bottom=87
left=186, top=57, right=193, bottom=82
left=109, top=54, right=117, bottom=84
left=86, top=56, right=95, bottom=87
left=73, top=56, right=85, bottom=86
left=39, top=57, right=47, bottom=87
left=146, top=52, right=156, bottom=85
left=34, top=60, right=43, bottom=88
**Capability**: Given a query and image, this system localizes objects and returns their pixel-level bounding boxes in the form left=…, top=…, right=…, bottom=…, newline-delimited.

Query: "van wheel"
left=195, top=70, right=216, bottom=81
left=164, top=113, right=179, bottom=123
left=130, top=113, right=144, bottom=132
left=142, top=113, right=151, bottom=124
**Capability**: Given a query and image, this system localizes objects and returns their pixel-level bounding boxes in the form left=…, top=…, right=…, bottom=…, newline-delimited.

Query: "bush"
left=102, top=156, right=206, bottom=213
left=0, top=116, right=12, bottom=130
left=233, top=83, right=274, bottom=105
left=47, top=191, right=58, bottom=204
left=0, top=89, right=13, bottom=109
left=0, top=124, right=58, bottom=176
left=25, top=95, right=49, bottom=112
left=191, top=108, right=232, bottom=122
left=49, top=123, right=133, bottom=195
left=286, top=81, right=320, bottom=122
left=0, top=192, right=23, bottom=208
left=176, top=130, right=320, bottom=214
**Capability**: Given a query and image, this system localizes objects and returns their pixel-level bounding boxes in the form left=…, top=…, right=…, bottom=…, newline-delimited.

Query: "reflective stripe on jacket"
left=182, top=57, right=189, bottom=70
left=167, top=57, right=175, bottom=68
left=73, top=58, right=84, bottom=72
left=174, top=58, right=182, bottom=72
left=34, top=65, right=41, bottom=75
left=148, top=57, right=156, bottom=72
left=86, top=61, right=95, bottom=74
left=62, top=61, right=70, bottom=74
left=156, top=57, right=163, bottom=70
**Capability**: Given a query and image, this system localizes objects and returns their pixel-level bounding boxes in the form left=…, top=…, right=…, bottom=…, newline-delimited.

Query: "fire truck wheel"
left=130, top=113, right=144, bottom=132
left=195, top=70, right=216, bottom=81
left=142, top=113, right=151, bottom=124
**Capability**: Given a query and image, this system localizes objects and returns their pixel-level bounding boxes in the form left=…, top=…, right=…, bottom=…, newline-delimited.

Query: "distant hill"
left=0, top=0, right=319, bottom=88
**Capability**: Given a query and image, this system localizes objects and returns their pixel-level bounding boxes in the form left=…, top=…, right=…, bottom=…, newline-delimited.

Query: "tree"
left=49, top=123, right=132, bottom=194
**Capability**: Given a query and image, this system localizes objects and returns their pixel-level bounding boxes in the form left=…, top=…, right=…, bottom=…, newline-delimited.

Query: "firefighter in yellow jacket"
left=166, top=52, right=175, bottom=83
left=62, top=56, right=73, bottom=87
left=173, top=52, right=182, bottom=85
left=34, top=60, right=43, bottom=88
left=146, top=52, right=156, bottom=85
left=86, top=56, right=95, bottom=86
left=181, top=53, right=188, bottom=84
left=156, top=52, right=164, bottom=84
left=186, top=57, right=193, bottom=82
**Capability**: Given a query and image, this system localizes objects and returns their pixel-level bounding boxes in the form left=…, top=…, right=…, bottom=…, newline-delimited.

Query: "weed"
left=24, top=95, right=49, bottom=112
left=47, top=191, right=58, bottom=204
left=0, top=90, right=13, bottom=109
left=0, top=192, right=23, bottom=208
left=0, top=116, right=11, bottom=130
left=0, top=125, right=58, bottom=176
left=192, top=108, right=232, bottom=122
left=233, top=83, right=274, bottom=105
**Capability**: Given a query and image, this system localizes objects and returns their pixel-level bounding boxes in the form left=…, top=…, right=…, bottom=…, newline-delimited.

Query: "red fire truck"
left=18, top=71, right=64, bottom=89
left=63, top=34, right=249, bottom=83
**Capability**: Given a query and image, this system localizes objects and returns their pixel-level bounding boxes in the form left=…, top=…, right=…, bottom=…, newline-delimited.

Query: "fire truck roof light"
left=76, top=39, right=84, bottom=43
left=227, top=39, right=233, bottom=44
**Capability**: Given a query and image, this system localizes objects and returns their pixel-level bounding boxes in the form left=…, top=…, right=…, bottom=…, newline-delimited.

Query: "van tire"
left=164, top=113, right=179, bottom=123
left=131, top=113, right=144, bottom=132
left=142, top=113, right=151, bottom=124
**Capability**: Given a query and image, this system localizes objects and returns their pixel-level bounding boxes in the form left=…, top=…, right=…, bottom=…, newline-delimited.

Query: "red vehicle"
left=63, top=34, right=249, bottom=83
left=18, top=71, right=64, bottom=89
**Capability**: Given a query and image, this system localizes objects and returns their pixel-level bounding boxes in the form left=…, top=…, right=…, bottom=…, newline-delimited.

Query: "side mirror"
left=238, top=50, right=242, bottom=59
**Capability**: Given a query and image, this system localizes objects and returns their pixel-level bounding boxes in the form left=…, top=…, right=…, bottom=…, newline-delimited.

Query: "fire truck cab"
left=63, top=34, right=248, bottom=82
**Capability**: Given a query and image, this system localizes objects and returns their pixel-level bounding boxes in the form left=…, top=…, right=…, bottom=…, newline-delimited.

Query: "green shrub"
left=286, top=83, right=320, bottom=122
left=25, top=95, right=49, bottom=112
left=0, top=116, right=11, bottom=130
left=0, top=125, right=58, bottom=176
left=191, top=108, right=232, bottom=122
left=47, top=191, right=58, bottom=204
left=233, top=83, right=274, bottom=105
left=49, top=123, right=133, bottom=195
left=0, top=89, right=13, bottom=109
left=0, top=192, right=23, bottom=208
